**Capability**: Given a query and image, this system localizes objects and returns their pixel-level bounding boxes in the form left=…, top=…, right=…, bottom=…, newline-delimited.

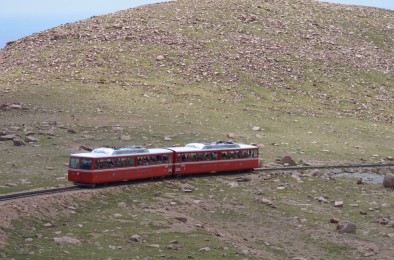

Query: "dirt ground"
left=1, top=168, right=394, bottom=259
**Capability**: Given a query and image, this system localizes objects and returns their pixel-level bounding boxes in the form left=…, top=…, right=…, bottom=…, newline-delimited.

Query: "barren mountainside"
left=0, top=0, right=393, bottom=123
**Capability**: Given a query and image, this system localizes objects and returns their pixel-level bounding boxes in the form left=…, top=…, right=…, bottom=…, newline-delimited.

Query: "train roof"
left=169, top=142, right=257, bottom=152
left=70, top=147, right=172, bottom=158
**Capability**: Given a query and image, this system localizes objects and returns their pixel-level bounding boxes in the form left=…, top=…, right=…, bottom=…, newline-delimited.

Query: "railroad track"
left=0, top=186, right=80, bottom=202
left=1, top=163, right=393, bottom=202
left=254, top=163, right=394, bottom=172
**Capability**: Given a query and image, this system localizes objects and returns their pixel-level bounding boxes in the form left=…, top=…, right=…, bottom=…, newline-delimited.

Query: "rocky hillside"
left=0, top=0, right=393, bottom=123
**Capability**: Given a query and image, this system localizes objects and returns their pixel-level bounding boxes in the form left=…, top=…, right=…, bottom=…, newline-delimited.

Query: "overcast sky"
left=0, top=0, right=393, bottom=48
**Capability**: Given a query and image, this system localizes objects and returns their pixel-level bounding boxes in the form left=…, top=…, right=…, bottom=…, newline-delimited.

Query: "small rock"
left=164, top=136, right=172, bottom=141
left=383, top=173, right=394, bottom=189
left=117, top=202, right=127, bottom=208
left=330, top=218, right=339, bottom=223
left=237, top=176, right=251, bottom=182
left=156, top=55, right=165, bottom=61
left=25, top=136, right=38, bottom=143
left=67, top=129, right=77, bottom=134
left=175, top=217, right=188, bottom=222
left=43, top=223, right=53, bottom=227
left=54, top=236, right=81, bottom=245
left=384, top=233, right=394, bottom=239
left=316, top=196, right=328, bottom=203
left=255, top=197, right=277, bottom=208
left=281, top=156, right=296, bottom=166
left=148, top=244, right=160, bottom=248
left=0, top=134, right=16, bottom=141
left=386, top=156, right=393, bottom=161
left=182, top=184, right=195, bottom=192
left=13, top=138, right=26, bottom=146
left=128, top=234, right=145, bottom=243
left=337, top=222, right=356, bottom=234
left=252, top=126, right=261, bottom=131
left=120, top=135, right=131, bottom=141
left=227, top=132, right=236, bottom=139
left=197, top=247, right=211, bottom=253
left=334, top=201, right=344, bottom=208
left=360, top=210, right=368, bottom=215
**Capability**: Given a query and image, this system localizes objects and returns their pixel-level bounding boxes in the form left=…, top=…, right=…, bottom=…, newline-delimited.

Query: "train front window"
left=80, top=159, right=92, bottom=169
left=70, top=158, right=79, bottom=169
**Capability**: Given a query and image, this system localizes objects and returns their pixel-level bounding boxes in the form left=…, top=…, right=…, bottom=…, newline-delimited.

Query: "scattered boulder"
left=383, top=173, right=394, bottom=189
left=79, top=146, right=93, bottom=152
left=164, top=136, right=172, bottom=141
left=252, top=126, right=261, bottom=131
left=0, top=134, right=16, bottom=141
left=334, top=201, right=344, bottom=208
left=128, top=234, right=145, bottom=243
left=156, top=55, right=165, bottom=61
left=237, top=176, right=251, bottom=182
left=25, top=136, right=38, bottom=143
left=227, top=133, right=236, bottom=139
left=281, top=156, right=296, bottom=166
left=197, top=247, right=211, bottom=253
left=337, top=222, right=357, bottom=234
left=182, top=184, right=195, bottom=192
left=120, top=135, right=131, bottom=141
left=330, top=218, right=339, bottom=223
left=13, top=138, right=26, bottom=146
left=67, top=129, right=77, bottom=134
left=54, top=236, right=81, bottom=245
left=175, top=217, right=188, bottom=222
left=255, top=197, right=277, bottom=208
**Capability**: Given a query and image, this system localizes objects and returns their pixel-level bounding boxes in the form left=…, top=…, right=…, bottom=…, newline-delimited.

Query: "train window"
left=98, top=159, right=106, bottom=168
left=176, top=154, right=181, bottom=163
left=234, top=151, right=240, bottom=159
left=182, top=154, right=189, bottom=162
left=162, top=155, right=168, bottom=163
left=221, top=152, right=228, bottom=160
left=212, top=152, right=218, bottom=160
left=252, top=150, right=258, bottom=158
left=228, top=151, right=234, bottom=159
left=70, top=158, right=79, bottom=169
left=113, top=158, right=121, bottom=167
left=150, top=156, right=157, bottom=164
left=197, top=153, right=203, bottom=161
left=204, top=153, right=211, bottom=161
left=80, top=159, right=92, bottom=169
left=107, top=159, right=114, bottom=168
left=242, top=151, right=248, bottom=158
left=94, top=160, right=99, bottom=169
left=189, top=153, right=197, bottom=161
left=143, top=156, right=150, bottom=165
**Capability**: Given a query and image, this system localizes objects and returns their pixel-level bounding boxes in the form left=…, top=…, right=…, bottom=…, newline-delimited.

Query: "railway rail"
left=1, top=163, right=393, bottom=202
left=0, top=186, right=80, bottom=202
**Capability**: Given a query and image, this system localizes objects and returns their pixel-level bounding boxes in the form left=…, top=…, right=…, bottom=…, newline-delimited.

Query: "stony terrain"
left=0, top=0, right=393, bottom=258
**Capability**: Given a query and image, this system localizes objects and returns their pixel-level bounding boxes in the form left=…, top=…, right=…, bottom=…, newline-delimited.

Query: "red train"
left=68, top=141, right=259, bottom=186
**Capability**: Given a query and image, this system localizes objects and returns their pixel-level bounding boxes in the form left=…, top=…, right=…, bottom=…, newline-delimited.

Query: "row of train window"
left=176, top=150, right=258, bottom=162
left=69, top=155, right=171, bottom=169
left=69, top=150, right=258, bottom=169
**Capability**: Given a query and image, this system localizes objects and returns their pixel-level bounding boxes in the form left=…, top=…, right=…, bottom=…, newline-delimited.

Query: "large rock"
left=337, top=222, right=357, bottom=234
left=281, top=156, right=296, bottom=166
left=383, top=173, right=394, bottom=189
left=13, top=138, right=26, bottom=146
left=0, top=134, right=16, bottom=141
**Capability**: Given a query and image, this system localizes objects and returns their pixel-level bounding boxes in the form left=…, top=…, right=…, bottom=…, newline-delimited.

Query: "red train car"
left=68, top=142, right=259, bottom=185
left=68, top=146, right=173, bottom=185
left=168, top=142, right=259, bottom=175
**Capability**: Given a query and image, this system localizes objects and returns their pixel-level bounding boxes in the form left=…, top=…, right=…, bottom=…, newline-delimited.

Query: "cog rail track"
left=1, top=163, right=393, bottom=202
left=254, top=163, right=394, bottom=172
left=0, top=186, right=80, bottom=202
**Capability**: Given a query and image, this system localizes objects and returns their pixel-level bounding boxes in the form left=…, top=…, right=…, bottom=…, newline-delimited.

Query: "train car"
left=167, top=141, right=259, bottom=175
left=68, top=146, right=173, bottom=185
